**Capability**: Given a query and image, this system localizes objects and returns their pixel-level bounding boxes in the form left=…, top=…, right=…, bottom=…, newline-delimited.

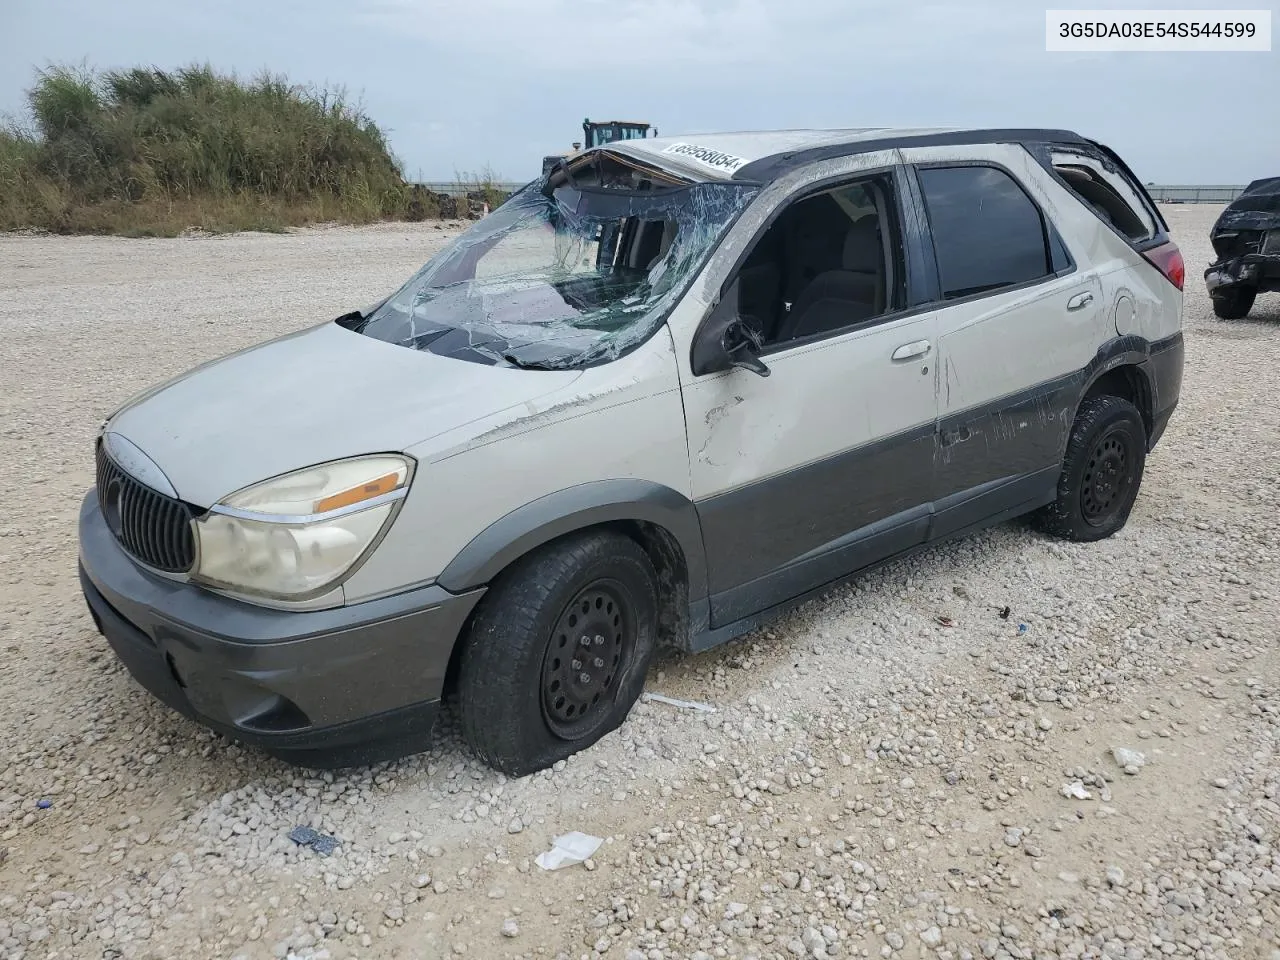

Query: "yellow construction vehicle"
left=542, top=118, right=657, bottom=176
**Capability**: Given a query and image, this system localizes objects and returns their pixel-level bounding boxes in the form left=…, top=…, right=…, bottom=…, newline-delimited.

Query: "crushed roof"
left=605, top=127, right=1086, bottom=182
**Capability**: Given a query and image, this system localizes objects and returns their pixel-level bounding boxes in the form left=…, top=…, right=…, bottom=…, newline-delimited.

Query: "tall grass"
left=0, top=63, right=413, bottom=235
left=454, top=164, right=511, bottom=210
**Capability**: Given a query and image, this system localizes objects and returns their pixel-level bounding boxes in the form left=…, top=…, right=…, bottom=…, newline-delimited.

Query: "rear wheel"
left=1212, top=286, right=1256, bottom=320
left=456, top=531, right=659, bottom=776
left=1035, top=396, right=1147, bottom=542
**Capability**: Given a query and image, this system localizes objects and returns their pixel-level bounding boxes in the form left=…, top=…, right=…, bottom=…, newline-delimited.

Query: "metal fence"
left=1146, top=185, right=1246, bottom=203
left=412, top=180, right=527, bottom=197
left=413, top=179, right=1247, bottom=204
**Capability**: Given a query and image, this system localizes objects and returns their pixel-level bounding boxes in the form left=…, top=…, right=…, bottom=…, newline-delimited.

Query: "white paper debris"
left=641, top=692, right=717, bottom=713
left=1111, top=747, right=1147, bottom=769
left=1061, top=780, right=1093, bottom=800
left=534, top=831, right=604, bottom=871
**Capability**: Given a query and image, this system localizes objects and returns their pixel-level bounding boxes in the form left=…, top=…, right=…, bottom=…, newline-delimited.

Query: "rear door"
left=901, top=144, right=1109, bottom=538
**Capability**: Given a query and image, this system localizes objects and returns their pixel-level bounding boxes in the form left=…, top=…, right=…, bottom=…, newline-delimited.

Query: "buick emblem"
left=102, top=477, right=124, bottom=537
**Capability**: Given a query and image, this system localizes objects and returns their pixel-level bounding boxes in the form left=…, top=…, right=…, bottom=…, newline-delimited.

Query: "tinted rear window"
left=918, top=165, right=1052, bottom=300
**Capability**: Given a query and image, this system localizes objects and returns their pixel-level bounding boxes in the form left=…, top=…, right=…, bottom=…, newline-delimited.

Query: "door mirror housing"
left=691, top=278, right=772, bottom=378
left=724, top=319, right=770, bottom=377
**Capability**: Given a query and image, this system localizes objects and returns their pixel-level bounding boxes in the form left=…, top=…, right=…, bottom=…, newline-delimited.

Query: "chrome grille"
left=95, top=442, right=196, bottom=573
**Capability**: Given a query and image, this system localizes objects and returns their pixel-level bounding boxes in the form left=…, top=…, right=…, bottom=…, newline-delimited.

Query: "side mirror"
left=690, top=279, right=772, bottom=378
left=724, top=319, right=770, bottom=377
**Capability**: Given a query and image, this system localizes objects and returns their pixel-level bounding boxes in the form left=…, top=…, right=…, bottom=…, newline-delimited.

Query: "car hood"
left=105, top=320, right=581, bottom=506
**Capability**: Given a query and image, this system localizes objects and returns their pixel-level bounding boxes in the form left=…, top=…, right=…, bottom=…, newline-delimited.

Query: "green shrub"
left=0, top=63, right=414, bottom=234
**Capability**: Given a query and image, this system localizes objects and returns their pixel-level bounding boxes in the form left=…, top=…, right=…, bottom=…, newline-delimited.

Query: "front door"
left=678, top=168, right=940, bottom=627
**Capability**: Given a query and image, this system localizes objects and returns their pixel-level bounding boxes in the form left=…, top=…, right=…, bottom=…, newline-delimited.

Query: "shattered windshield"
left=349, top=176, right=759, bottom=369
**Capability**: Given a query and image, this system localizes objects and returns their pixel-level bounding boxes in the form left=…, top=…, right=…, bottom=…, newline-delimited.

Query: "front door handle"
left=1067, top=291, right=1095, bottom=311
left=892, top=339, right=932, bottom=361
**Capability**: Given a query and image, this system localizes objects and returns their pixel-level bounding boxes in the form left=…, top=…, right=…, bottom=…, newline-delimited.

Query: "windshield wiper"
left=501, top=352, right=564, bottom=370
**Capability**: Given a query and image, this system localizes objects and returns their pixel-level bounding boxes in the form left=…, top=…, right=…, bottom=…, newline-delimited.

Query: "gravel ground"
left=1, top=205, right=1279, bottom=960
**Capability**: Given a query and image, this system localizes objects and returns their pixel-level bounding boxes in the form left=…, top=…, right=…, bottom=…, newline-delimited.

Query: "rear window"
left=1051, top=151, right=1156, bottom=243
left=918, top=165, right=1055, bottom=300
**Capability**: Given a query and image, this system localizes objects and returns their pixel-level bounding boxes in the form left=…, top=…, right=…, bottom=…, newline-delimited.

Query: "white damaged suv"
left=79, top=128, right=1185, bottom=775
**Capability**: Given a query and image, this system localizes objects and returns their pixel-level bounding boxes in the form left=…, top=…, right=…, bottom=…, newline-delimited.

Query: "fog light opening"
left=165, top=653, right=187, bottom=689
left=238, top=694, right=311, bottom=734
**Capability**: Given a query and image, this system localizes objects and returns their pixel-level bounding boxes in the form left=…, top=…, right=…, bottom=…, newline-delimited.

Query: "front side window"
left=918, top=165, right=1052, bottom=300
left=732, top=173, right=906, bottom=347
left=349, top=170, right=758, bottom=369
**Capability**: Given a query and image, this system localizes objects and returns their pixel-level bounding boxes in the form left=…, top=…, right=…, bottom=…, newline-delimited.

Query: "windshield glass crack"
left=347, top=160, right=759, bottom=369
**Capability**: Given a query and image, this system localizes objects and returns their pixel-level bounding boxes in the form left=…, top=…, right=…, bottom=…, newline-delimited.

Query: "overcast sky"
left=2, top=0, right=1276, bottom=184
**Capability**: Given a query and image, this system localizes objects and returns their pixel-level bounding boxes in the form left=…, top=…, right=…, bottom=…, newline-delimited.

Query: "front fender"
left=436, top=479, right=708, bottom=601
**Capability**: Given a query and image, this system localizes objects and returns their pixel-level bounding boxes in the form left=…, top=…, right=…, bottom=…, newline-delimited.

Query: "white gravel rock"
left=2, top=206, right=1278, bottom=960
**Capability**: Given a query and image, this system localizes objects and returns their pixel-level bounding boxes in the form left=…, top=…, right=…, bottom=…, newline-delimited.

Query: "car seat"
left=775, top=216, right=884, bottom=342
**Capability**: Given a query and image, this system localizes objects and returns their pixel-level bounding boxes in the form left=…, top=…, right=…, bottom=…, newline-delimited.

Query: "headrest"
left=842, top=217, right=881, bottom=271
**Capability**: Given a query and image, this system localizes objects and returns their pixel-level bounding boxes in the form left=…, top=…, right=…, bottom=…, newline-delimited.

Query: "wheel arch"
left=437, top=480, right=707, bottom=597
left=1073, top=337, right=1156, bottom=446
left=436, top=481, right=706, bottom=698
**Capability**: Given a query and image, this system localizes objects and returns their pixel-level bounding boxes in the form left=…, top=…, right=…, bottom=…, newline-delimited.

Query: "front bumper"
left=1205, top=253, right=1280, bottom=295
left=78, top=490, right=484, bottom=767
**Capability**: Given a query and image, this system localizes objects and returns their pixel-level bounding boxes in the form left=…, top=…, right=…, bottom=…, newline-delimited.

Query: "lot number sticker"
left=661, top=142, right=749, bottom=175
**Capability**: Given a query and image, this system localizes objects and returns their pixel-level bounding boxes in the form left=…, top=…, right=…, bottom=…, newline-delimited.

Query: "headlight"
left=192, top=455, right=413, bottom=600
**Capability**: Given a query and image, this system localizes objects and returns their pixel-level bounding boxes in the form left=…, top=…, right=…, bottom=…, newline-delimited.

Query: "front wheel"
left=1034, top=396, right=1147, bottom=542
left=1212, top=286, right=1256, bottom=320
left=456, top=531, right=659, bottom=776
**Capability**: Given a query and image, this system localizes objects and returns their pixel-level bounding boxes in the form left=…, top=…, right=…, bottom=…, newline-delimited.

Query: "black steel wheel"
left=541, top=583, right=634, bottom=740
left=1035, top=395, right=1147, bottom=543
left=1080, top=430, right=1136, bottom=526
left=456, top=531, right=660, bottom=776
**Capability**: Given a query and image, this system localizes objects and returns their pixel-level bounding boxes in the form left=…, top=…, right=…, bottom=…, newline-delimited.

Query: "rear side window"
left=918, top=165, right=1053, bottom=300
left=1051, top=151, right=1156, bottom=243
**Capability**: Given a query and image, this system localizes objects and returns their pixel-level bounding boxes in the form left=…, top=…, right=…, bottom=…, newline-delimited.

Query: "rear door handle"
left=892, top=339, right=932, bottom=361
left=1067, top=291, right=1095, bottom=311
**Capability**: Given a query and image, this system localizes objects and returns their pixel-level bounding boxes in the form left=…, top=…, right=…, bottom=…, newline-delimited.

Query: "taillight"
left=1142, top=240, right=1185, bottom=291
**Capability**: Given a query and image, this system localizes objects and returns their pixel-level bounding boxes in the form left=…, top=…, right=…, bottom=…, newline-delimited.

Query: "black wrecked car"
left=1205, top=177, right=1280, bottom=320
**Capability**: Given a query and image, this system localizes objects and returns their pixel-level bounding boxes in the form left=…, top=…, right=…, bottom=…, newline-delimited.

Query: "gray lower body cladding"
left=77, top=332, right=1183, bottom=760
left=78, top=490, right=483, bottom=767
left=692, top=332, right=1183, bottom=633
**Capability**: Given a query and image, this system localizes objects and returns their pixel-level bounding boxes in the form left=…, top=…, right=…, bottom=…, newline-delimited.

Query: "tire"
left=1034, top=396, right=1147, bottom=543
left=1212, top=286, right=1256, bottom=320
left=456, top=531, right=660, bottom=776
